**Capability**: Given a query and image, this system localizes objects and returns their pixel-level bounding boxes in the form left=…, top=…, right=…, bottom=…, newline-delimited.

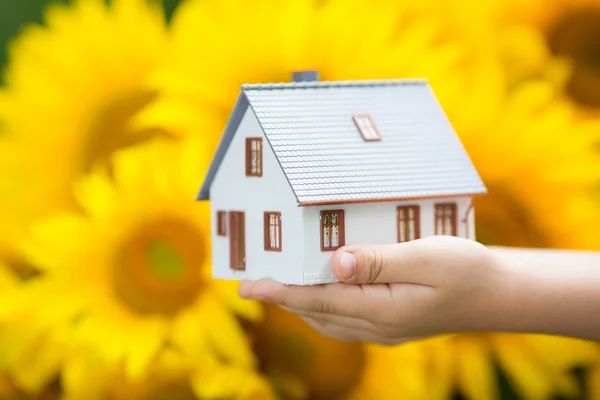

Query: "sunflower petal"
left=191, top=364, right=276, bottom=400
left=199, top=294, right=256, bottom=368
left=61, top=350, right=111, bottom=400
left=455, top=335, right=498, bottom=400
left=491, top=334, right=552, bottom=400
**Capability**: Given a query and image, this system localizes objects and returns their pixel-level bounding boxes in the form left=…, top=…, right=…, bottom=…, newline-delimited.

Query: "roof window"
left=352, top=114, right=381, bottom=141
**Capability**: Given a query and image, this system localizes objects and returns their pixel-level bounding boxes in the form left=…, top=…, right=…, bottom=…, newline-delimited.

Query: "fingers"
left=279, top=305, right=378, bottom=332
left=300, top=317, right=419, bottom=345
left=238, top=279, right=375, bottom=320
left=331, top=236, right=484, bottom=286
left=300, top=317, right=369, bottom=342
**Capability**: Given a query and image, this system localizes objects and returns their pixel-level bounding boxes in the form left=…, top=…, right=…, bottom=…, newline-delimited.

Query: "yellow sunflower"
left=396, top=0, right=593, bottom=109
left=141, top=0, right=483, bottom=144
left=456, top=79, right=600, bottom=250
left=481, top=0, right=600, bottom=109
left=0, top=0, right=171, bottom=254
left=2, top=138, right=266, bottom=399
left=143, top=0, right=600, bottom=398
left=351, top=334, right=598, bottom=400
left=516, top=0, right=600, bottom=110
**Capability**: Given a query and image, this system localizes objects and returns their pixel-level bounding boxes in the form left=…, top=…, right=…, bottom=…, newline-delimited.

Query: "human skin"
left=238, top=236, right=600, bottom=344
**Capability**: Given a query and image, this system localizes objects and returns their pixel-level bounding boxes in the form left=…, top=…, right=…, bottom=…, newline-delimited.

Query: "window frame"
left=245, top=137, right=263, bottom=177
left=320, top=210, right=345, bottom=251
left=434, top=203, right=457, bottom=236
left=352, top=114, right=381, bottom=141
left=397, top=205, right=420, bottom=243
left=216, top=211, right=227, bottom=236
left=264, top=212, right=282, bottom=252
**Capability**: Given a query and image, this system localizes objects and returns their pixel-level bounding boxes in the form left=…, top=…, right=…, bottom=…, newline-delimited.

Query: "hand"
left=238, top=236, right=508, bottom=344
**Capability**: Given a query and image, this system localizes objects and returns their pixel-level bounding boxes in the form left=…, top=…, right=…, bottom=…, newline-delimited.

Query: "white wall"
left=210, top=109, right=304, bottom=284
left=302, top=196, right=475, bottom=284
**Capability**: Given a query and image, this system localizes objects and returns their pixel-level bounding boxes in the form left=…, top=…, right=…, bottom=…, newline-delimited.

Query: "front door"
left=229, top=211, right=246, bottom=270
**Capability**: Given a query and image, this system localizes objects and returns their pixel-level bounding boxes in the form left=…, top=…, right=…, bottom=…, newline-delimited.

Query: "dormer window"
left=246, top=137, right=263, bottom=176
left=352, top=114, right=381, bottom=141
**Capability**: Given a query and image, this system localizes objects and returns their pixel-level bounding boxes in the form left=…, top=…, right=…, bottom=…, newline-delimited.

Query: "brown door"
left=229, top=211, right=246, bottom=270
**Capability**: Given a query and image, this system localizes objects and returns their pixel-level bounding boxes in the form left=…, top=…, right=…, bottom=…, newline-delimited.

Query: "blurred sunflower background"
left=1, top=0, right=600, bottom=399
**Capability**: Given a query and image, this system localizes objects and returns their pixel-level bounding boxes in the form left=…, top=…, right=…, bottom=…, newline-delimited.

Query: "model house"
left=197, top=71, right=487, bottom=285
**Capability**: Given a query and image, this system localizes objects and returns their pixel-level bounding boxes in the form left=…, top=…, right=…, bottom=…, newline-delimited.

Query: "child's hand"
left=239, top=237, right=600, bottom=343
left=238, top=236, right=512, bottom=344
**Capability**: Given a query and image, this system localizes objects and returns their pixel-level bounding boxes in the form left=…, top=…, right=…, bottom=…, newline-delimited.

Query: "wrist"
left=487, top=246, right=600, bottom=340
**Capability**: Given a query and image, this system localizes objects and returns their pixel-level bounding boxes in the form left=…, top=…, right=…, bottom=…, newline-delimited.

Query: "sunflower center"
left=113, top=219, right=205, bottom=316
left=547, top=7, right=600, bottom=107
left=83, top=90, right=168, bottom=173
left=147, top=241, right=185, bottom=281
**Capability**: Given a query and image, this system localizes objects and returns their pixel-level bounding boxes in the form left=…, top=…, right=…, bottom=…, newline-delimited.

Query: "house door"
left=229, top=211, right=246, bottom=270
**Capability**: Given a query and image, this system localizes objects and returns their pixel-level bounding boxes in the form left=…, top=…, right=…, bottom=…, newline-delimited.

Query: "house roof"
left=198, top=79, right=487, bottom=205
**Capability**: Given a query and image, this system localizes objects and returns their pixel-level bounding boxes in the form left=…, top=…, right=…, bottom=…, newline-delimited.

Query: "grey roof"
left=198, top=79, right=486, bottom=205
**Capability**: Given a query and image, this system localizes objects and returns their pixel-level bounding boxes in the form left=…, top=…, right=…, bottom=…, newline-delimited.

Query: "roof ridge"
left=241, top=78, right=428, bottom=91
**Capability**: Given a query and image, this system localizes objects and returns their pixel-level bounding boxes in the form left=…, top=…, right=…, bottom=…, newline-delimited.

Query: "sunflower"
left=498, top=0, right=600, bottom=109
left=456, top=79, right=600, bottom=250
left=1, top=138, right=266, bottom=399
left=350, top=334, right=598, bottom=400
left=397, top=0, right=597, bottom=108
left=0, top=0, right=172, bottom=255
left=140, top=0, right=480, bottom=143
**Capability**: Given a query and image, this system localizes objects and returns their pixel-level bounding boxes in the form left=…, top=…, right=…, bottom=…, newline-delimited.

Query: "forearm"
left=490, top=246, right=600, bottom=341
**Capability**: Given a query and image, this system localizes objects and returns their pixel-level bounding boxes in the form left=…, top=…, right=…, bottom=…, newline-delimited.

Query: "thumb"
left=331, top=239, right=449, bottom=285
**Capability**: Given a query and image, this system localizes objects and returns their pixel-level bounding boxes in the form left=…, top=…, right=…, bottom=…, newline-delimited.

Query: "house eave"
left=196, top=92, right=250, bottom=200
left=297, top=191, right=487, bottom=207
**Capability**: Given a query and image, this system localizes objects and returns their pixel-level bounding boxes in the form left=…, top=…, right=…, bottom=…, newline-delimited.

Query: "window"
left=217, top=211, right=227, bottom=236
left=352, top=114, right=381, bottom=141
left=264, top=212, right=282, bottom=251
left=320, top=210, right=345, bottom=251
left=246, top=137, right=263, bottom=176
left=397, top=206, right=420, bottom=242
left=435, top=203, right=457, bottom=236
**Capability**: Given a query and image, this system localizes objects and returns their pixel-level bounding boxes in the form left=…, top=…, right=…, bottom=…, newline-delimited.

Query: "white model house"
left=197, top=71, right=487, bottom=285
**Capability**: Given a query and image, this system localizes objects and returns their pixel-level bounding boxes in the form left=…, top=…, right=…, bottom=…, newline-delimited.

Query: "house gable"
left=208, top=107, right=304, bottom=284
left=197, top=92, right=300, bottom=204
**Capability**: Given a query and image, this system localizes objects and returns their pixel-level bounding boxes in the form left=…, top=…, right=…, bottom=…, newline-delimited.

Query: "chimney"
left=292, top=70, right=319, bottom=82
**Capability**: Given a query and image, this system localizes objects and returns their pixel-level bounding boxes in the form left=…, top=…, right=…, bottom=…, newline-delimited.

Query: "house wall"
left=302, top=196, right=475, bottom=284
left=209, top=109, right=304, bottom=284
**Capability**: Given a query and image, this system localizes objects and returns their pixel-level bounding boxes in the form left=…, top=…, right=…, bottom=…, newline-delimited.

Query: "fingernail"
left=340, top=252, right=357, bottom=280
